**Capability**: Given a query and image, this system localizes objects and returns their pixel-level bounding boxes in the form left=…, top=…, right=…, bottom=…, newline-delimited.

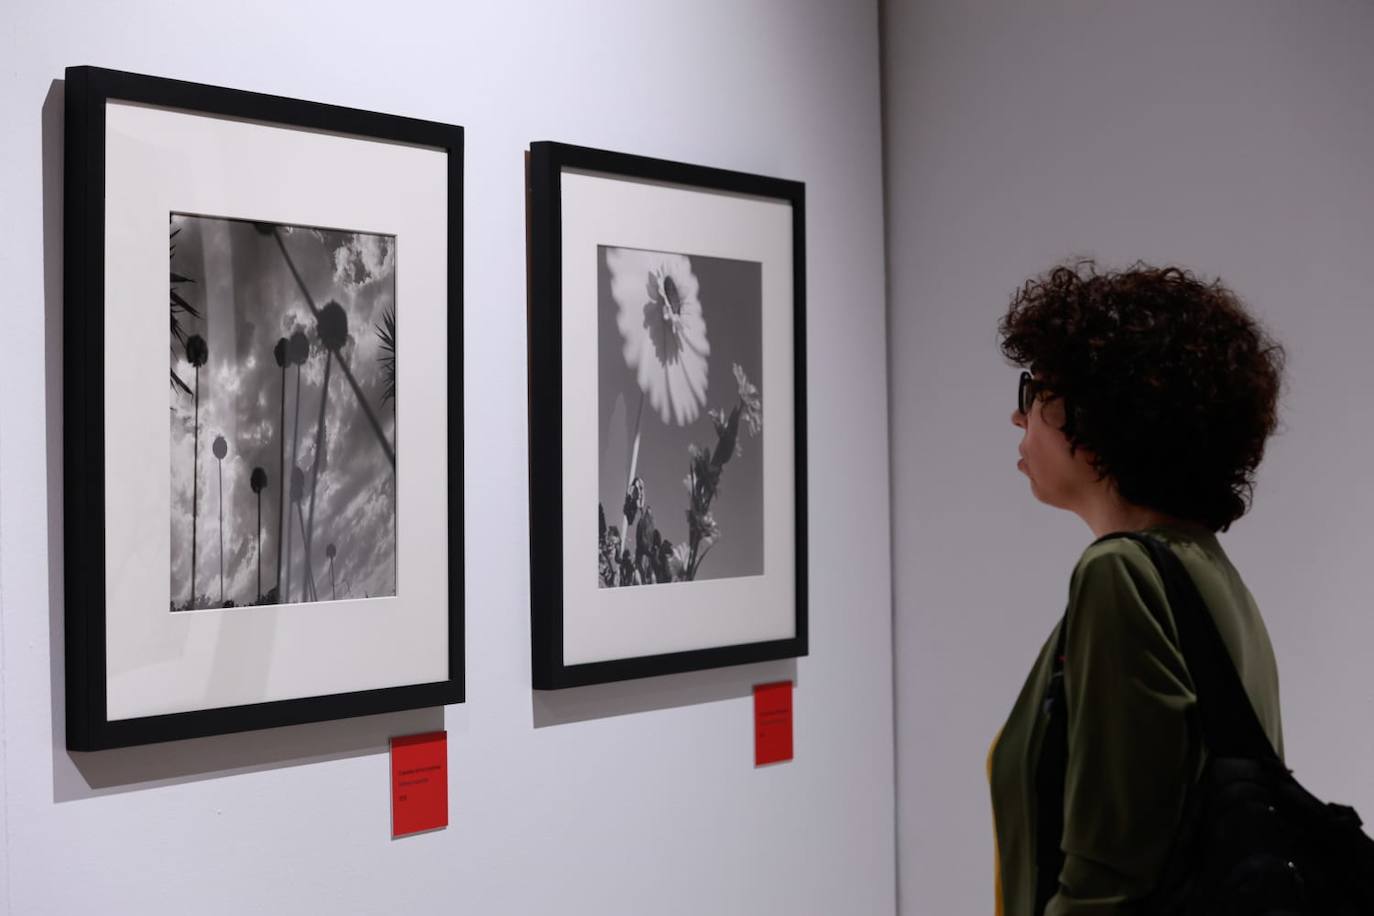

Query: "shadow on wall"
left=40, top=79, right=447, bottom=801
left=531, top=658, right=797, bottom=728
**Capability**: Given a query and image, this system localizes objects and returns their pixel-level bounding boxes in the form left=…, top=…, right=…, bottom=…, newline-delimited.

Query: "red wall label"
left=390, top=731, right=448, bottom=837
left=754, top=681, right=794, bottom=766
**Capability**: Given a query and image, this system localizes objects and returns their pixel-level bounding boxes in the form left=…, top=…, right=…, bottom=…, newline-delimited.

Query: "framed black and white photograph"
left=64, top=66, right=463, bottom=749
left=528, top=142, right=807, bottom=688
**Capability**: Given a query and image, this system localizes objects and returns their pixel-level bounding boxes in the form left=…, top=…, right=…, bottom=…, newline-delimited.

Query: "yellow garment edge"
left=989, top=728, right=1004, bottom=916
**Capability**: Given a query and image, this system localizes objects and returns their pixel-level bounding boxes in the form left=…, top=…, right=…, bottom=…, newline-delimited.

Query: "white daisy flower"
left=607, top=247, right=711, bottom=426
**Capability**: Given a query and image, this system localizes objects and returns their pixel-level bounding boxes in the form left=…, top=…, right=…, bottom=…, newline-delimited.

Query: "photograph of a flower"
left=169, top=213, right=397, bottom=610
left=597, top=245, right=763, bottom=588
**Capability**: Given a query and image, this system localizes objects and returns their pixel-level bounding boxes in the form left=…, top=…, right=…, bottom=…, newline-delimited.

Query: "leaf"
left=733, top=363, right=763, bottom=436
left=636, top=506, right=656, bottom=559
left=622, top=477, right=647, bottom=528
left=711, top=404, right=742, bottom=467
left=374, top=308, right=396, bottom=404
left=170, top=226, right=200, bottom=398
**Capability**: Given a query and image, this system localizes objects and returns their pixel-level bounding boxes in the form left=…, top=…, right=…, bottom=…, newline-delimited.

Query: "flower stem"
left=619, top=390, right=646, bottom=558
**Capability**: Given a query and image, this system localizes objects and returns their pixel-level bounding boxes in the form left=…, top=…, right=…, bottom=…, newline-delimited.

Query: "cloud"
left=332, top=233, right=396, bottom=291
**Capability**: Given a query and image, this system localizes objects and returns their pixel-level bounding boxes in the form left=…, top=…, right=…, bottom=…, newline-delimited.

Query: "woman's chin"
left=1026, top=477, right=1061, bottom=508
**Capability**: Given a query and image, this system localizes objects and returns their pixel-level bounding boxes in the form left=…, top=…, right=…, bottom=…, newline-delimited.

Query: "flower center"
left=662, top=274, right=683, bottom=316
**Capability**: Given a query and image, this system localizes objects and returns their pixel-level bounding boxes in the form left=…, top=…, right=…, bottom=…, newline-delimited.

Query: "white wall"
left=884, top=1, right=1374, bottom=912
left=0, top=3, right=895, bottom=914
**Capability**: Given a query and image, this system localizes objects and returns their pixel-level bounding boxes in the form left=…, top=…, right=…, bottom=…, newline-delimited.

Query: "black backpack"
left=1034, top=531, right=1374, bottom=915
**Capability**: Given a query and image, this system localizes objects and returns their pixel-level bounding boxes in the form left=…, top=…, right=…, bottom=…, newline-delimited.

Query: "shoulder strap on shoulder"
left=1098, top=531, right=1278, bottom=761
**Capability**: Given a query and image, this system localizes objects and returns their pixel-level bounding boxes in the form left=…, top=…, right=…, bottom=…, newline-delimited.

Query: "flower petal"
left=679, top=312, right=710, bottom=359
left=606, top=247, right=712, bottom=427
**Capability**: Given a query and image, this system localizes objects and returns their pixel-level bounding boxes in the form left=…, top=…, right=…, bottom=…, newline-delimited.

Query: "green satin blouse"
left=989, top=525, right=1283, bottom=915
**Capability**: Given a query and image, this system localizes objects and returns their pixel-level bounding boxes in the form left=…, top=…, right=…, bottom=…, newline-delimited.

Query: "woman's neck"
left=1075, top=486, right=1206, bottom=539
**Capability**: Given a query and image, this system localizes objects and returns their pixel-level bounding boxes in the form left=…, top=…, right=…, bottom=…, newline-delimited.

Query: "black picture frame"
left=527, top=141, right=808, bottom=689
left=63, top=66, right=464, bottom=750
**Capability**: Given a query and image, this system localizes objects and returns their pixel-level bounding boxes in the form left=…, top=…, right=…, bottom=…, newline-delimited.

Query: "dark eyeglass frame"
left=1017, top=371, right=1041, bottom=416
left=1017, top=372, right=1077, bottom=438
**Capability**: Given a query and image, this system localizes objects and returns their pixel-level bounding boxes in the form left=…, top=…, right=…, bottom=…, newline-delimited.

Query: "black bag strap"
left=1103, top=532, right=1279, bottom=762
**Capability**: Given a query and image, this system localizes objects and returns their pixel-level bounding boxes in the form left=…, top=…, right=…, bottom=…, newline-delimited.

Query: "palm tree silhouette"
left=376, top=308, right=395, bottom=405
left=326, top=543, right=337, bottom=600
left=283, top=330, right=309, bottom=603
left=185, top=334, right=208, bottom=608
left=251, top=466, right=268, bottom=603
left=273, top=337, right=288, bottom=603
left=170, top=227, right=200, bottom=397
left=212, top=435, right=228, bottom=604
left=267, top=229, right=395, bottom=467
left=303, top=301, right=348, bottom=568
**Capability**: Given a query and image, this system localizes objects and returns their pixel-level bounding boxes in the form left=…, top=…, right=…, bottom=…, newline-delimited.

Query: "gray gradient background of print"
left=597, top=246, right=763, bottom=582
left=169, top=214, right=397, bottom=608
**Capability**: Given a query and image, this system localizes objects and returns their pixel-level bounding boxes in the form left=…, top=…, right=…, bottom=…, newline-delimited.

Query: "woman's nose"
left=1011, top=408, right=1026, bottom=429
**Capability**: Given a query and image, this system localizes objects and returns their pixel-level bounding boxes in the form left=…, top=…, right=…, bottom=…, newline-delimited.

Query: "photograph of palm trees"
left=597, top=246, right=763, bottom=588
left=169, top=213, right=397, bottom=611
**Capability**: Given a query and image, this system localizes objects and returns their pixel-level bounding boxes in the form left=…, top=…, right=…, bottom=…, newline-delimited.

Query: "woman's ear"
left=1038, top=394, right=1069, bottom=430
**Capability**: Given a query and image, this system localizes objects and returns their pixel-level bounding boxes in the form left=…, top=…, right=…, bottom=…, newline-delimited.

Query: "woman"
left=990, top=261, right=1286, bottom=914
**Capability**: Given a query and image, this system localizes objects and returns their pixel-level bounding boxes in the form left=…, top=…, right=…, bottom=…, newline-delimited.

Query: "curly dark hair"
left=999, top=260, right=1285, bottom=531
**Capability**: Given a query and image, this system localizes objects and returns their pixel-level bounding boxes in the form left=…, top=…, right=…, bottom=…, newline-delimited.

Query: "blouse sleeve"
left=1044, top=542, right=1198, bottom=915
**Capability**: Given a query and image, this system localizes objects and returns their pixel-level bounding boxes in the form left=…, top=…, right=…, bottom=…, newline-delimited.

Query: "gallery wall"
left=884, top=1, right=1374, bottom=912
left=0, top=2, right=895, bottom=914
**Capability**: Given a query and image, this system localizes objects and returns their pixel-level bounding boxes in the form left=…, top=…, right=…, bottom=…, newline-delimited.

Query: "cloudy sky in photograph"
left=169, top=214, right=397, bottom=609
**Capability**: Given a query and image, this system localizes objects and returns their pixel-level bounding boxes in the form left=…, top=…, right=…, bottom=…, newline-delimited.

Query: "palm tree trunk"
left=190, top=365, right=200, bottom=607
left=304, top=352, right=334, bottom=568
left=256, top=491, right=262, bottom=602
left=286, top=364, right=303, bottom=602
left=275, top=363, right=286, bottom=602
left=269, top=229, right=395, bottom=468
left=217, top=458, right=224, bottom=604
left=295, top=503, right=317, bottom=602
left=329, top=556, right=336, bottom=600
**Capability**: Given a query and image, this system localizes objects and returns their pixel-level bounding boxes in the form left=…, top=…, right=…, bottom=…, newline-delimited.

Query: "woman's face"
left=1011, top=388, right=1100, bottom=511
